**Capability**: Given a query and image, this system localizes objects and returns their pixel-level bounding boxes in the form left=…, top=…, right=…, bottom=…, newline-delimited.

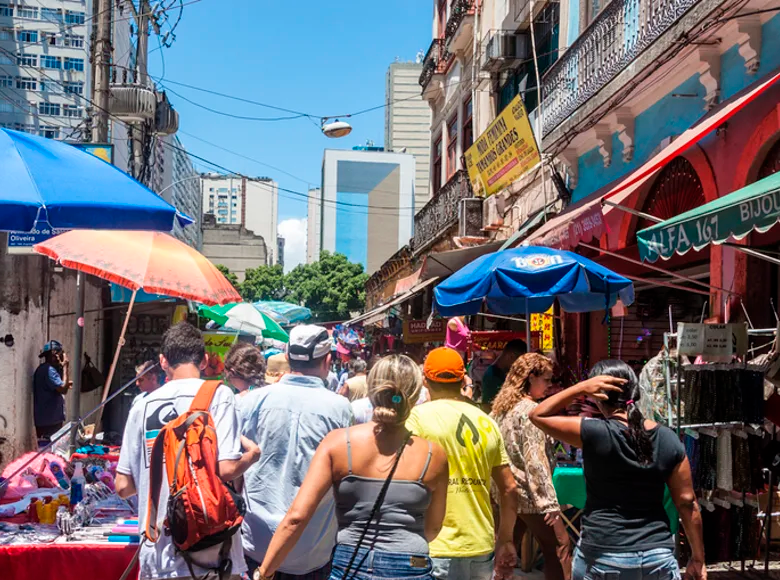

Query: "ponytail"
left=589, top=359, right=654, bottom=465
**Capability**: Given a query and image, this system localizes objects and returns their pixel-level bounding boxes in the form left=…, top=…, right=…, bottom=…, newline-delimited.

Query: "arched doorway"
left=758, top=138, right=780, bottom=179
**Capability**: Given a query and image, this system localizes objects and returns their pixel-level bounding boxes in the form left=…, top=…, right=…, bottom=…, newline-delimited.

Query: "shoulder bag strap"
left=145, top=428, right=167, bottom=542
left=340, top=431, right=411, bottom=580
left=190, top=379, right=222, bottom=412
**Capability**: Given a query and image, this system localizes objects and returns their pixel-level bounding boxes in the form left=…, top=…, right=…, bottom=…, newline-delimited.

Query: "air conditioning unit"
left=458, top=198, right=484, bottom=237
left=482, top=195, right=505, bottom=231
left=482, top=32, right=530, bottom=73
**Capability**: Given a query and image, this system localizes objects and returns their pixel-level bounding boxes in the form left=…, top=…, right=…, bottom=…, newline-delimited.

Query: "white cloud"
left=278, top=218, right=307, bottom=273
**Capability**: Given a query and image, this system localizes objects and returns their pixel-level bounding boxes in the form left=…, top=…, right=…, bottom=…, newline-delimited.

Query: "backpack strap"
left=190, top=379, right=222, bottom=412
left=145, top=427, right=167, bottom=542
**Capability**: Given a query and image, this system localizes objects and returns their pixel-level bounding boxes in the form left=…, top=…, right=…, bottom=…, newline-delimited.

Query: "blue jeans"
left=430, top=553, right=494, bottom=580
left=330, top=544, right=433, bottom=580
left=572, top=547, right=680, bottom=580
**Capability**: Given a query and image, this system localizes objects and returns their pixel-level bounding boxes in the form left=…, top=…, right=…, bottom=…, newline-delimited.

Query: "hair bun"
left=372, top=406, right=400, bottom=426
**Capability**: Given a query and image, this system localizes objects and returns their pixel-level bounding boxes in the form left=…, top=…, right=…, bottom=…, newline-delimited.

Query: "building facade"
left=385, top=62, right=432, bottom=211
left=307, top=187, right=322, bottom=263
left=277, top=235, right=285, bottom=270
left=169, top=135, right=202, bottom=249
left=201, top=214, right=268, bottom=282
left=200, top=173, right=279, bottom=264
left=0, top=0, right=90, bottom=140
left=319, top=148, right=416, bottom=274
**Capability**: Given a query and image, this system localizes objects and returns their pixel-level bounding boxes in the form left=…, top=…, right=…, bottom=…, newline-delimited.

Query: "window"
left=41, top=55, right=61, bottom=69
left=447, top=115, right=458, bottom=178
left=64, top=11, right=85, bottom=25
left=63, top=81, right=83, bottom=95
left=218, top=187, right=228, bottom=193
left=64, top=34, right=84, bottom=48
left=38, top=126, right=59, bottom=139
left=0, top=101, right=15, bottom=113
left=17, top=53, right=37, bottom=67
left=0, top=29, right=11, bottom=41
left=17, top=6, right=37, bottom=19
left=0, top=53, right=11, bottom=65
left=0, top=74, right=11, bottom=88
left=38, top=102, right=60, bottom=116
left=41, top=8, right=62, bottom=23
left=462, top=98, right=473, bottom=152
left=64, top=57, right=84, bottom=71
left=40, top=79, right=62, bottom=93
left=16, top=76, right=36, bottom=90
left=62, top=104, right=82, bottom=118
left=437, top=0, right=447, bottom=38
left=0, top=5, right=11, bottom=17
left=17, top=30, right=37, bottom=42
left=432, top=137, right=442, bottom=195
left=14, top=122, right=36, bottom=132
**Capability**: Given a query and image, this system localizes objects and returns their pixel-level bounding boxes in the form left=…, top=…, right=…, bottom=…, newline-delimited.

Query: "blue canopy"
left=253, top=301, right=312, bottom=325
left=0, top=129, right=191, bottom=232
left=434, top=246, right=635, bottom=316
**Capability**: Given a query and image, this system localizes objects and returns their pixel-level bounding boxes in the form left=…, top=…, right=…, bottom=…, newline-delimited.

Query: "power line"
left=163, top=85, right=311, bottom=122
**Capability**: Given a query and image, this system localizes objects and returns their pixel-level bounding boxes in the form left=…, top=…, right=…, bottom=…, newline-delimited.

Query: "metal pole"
left=91, top=0, right=112, bottom=143
left=69, top=272, right=86, bottom=454
left=132, top=0, right=150, bottom=181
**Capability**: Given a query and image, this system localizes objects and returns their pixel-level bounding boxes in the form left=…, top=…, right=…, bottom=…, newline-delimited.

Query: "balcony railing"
left=445, top=0, right=476, bottom=45
left=412, top=170, right=474, bottom=252
left=540, top=0, right=698, bottom=136
left=419, top=39, right=450, bottom=89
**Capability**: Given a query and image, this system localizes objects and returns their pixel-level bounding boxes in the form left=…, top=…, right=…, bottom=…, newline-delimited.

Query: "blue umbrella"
left=0, top=129, right=190, bottom=232
left=434, top=246, right=634, bottom=343
left=253, top=301, right=312, bottom=325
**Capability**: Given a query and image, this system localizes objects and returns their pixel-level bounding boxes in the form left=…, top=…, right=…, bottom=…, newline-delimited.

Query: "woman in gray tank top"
left=257, top=355, right=449, bottom=580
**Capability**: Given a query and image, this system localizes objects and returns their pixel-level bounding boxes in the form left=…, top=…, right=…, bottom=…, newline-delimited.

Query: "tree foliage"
left=215, top=264, right=239, bottom=289
left=238, top=251, right=368, bottom=321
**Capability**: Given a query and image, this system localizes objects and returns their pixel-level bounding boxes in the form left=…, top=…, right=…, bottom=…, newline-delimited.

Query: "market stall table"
left=0, top=541, right=139, bottom=580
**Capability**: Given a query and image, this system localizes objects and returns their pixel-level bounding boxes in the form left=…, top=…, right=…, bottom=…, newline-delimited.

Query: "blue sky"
left=147, top=0, right=431, bottom=267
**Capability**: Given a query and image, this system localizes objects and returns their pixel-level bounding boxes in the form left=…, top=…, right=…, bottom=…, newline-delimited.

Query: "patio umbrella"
left=434, top=246, right=635, bottom=345
left=198, top=303, right=289, bottom=343
left=34, top=230, right=241, bottom=437
left=253, top=301, right=312, bottom=325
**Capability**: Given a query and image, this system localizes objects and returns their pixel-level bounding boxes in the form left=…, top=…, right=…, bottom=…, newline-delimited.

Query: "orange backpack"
left=146, top=380, right=245, bottom=579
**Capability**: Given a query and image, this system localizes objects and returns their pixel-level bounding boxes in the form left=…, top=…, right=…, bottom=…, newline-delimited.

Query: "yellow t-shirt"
left=406, top=399, right=510, bottom=558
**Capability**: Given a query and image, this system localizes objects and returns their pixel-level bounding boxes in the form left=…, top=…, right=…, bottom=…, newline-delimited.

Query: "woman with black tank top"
left=529, top=360, right=706, bottom=580
left=257, top=355, right=449, bottom=580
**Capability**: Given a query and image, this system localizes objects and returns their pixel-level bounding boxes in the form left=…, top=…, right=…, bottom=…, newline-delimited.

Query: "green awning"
left=637, top=171, right=780, bottom=263
left=499, top=206, right=553, bottom=250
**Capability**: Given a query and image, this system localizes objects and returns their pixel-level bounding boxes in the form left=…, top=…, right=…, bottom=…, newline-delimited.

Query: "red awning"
left=527, top=69, right=780, bottom=250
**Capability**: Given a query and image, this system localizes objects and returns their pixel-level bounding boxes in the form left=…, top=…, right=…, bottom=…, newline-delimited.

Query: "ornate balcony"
left=419, top=39, right=450, bottom=100
left=540, top=0, right=699, bottom=137
left=412, top=170, right=475, bottom=253
left=445, top=0, right=476, bottom=54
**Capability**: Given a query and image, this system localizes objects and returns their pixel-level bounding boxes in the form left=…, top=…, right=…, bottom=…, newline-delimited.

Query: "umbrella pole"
left=69, top=272, right=87, bottom=455
left=90, top=289, right=137, bottom=443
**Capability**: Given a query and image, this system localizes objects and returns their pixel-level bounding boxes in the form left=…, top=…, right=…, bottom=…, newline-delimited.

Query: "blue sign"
left=7, top=220, right=67, bottom=255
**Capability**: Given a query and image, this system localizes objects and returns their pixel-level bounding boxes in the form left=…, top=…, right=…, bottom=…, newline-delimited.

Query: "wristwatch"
left=253, top=570, right=275, bottom=580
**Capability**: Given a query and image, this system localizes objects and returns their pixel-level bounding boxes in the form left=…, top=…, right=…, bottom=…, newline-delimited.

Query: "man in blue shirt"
left=239, top=325, right=353, bottom=580
left=33, top=340, right=71, bottom=440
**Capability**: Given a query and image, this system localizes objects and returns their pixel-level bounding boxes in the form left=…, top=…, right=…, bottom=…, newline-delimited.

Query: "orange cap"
left=424, top=347, right=466, bottom=383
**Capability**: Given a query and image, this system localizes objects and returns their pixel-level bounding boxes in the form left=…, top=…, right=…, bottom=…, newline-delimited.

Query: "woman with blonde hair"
left=258, top=354, right=449, bottom=580
left=492, top=353, right=572, bottom=580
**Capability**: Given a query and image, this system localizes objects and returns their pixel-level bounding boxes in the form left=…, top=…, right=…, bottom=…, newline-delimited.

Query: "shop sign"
left=403, top=319, right=446, bottom=344
left=677, top=323, right=748, bottom=357
left=471, top=330, right=541, bottom=352
left=464, top=94, right=540, bottom=197
left=202, top=332, right=237, bottom=380
left=537, top=205, right=605, bottom=250
left=530, top=307, right=554, bottom=352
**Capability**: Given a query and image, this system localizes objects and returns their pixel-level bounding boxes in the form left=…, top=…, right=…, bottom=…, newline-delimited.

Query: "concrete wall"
left=0, top=238, right=104, bottom=468
left=201, top=216, right=268, bottom=282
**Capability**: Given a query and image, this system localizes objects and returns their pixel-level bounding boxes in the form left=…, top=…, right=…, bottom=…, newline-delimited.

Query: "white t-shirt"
left=117, top=378, right=246, bottom=579
left=350, top=387, right=431, bottom=424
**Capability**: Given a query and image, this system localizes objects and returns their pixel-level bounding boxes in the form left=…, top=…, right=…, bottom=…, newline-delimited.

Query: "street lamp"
left=321, top=118, right=352, bottom=138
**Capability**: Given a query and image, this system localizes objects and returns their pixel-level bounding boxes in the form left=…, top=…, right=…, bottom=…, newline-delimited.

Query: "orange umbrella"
left=34, top=230, right=241, bottom=438
left=34, top=230, right=240, bottom=305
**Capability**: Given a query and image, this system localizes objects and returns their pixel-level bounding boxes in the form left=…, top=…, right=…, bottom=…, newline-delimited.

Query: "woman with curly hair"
left=224, top=342, right=265, bottom=395
left=492, top=353, right=571, bottom=580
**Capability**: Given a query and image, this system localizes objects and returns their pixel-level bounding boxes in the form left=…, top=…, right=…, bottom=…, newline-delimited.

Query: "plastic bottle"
left=69, top=462, right=85, bottom=506
left=49, top=461, right=70, bottom=490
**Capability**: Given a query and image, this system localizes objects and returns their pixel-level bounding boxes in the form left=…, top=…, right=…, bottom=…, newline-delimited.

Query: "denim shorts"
left=330, top=544, right=433, bottom=580
left=573, top=547, right=681, bottom=580
left=430, top=553, right=494, bottom=580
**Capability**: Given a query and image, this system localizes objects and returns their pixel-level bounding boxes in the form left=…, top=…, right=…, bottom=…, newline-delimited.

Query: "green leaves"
left=215, top=264, right=239, bottom=289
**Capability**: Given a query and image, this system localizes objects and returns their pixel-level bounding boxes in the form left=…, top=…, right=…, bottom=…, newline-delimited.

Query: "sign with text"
left=531, top=307, right=554, bottom=352
left=403, top=318, right=446, bottom=344
left=464, top=94, right=540, bottom=197
left=677, top=323, right=748, bottom=357
left=471, top=330, right=541, bottom=352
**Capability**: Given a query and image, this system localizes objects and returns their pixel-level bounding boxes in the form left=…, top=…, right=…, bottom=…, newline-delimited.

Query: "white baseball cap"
left=287, top=325, right=331, bottom=362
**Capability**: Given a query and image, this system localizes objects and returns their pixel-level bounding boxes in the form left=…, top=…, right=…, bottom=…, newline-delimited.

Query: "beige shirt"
left=345, top=374, right=368, bottom=401
left=496, top=398, right=559, bottom=514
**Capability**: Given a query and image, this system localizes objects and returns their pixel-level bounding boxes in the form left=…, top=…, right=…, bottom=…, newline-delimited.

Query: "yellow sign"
left=464, top=95, right=540, bottom=197
left=530, top=307, right=554, bottom=352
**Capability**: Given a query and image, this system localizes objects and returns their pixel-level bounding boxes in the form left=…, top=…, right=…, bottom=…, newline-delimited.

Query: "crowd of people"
left=61, top=319, right=706, bottom=580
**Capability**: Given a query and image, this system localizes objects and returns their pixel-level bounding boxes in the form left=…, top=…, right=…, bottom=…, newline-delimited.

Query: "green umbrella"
left=199, top=302, right=289, bottom=342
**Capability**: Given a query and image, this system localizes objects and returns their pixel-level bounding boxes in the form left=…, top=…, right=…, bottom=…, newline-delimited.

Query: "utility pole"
left=130, top=0, right=150, bottom=181
left=92, top=0, right=112, bottom=143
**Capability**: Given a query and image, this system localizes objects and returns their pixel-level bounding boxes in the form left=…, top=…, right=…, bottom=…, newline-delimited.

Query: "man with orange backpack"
left=116, top=322, right=260, bottom=580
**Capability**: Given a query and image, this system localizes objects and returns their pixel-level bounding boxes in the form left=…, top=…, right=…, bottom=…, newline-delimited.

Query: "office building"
left=201, top=174, right=279, bottom=264
left=0, top=2, right=89, bottom=140
left=385, top=62, right=431, bottom=211
left=307, top=187, right=321, bottom=263
left=277, top=235, right=285, bottom=270
left=319, top=148, right=415, bottom=275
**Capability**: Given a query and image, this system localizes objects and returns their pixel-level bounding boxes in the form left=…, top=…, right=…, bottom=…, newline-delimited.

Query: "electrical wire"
left=163, top=85, right=311, bottom=122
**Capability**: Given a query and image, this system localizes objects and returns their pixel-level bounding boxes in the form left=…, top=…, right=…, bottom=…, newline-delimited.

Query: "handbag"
left=81, top=353, right=104, bottom=393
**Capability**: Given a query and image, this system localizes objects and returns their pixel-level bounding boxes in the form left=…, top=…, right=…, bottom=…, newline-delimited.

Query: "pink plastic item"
left=0, top=452, right=62, bottom=502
